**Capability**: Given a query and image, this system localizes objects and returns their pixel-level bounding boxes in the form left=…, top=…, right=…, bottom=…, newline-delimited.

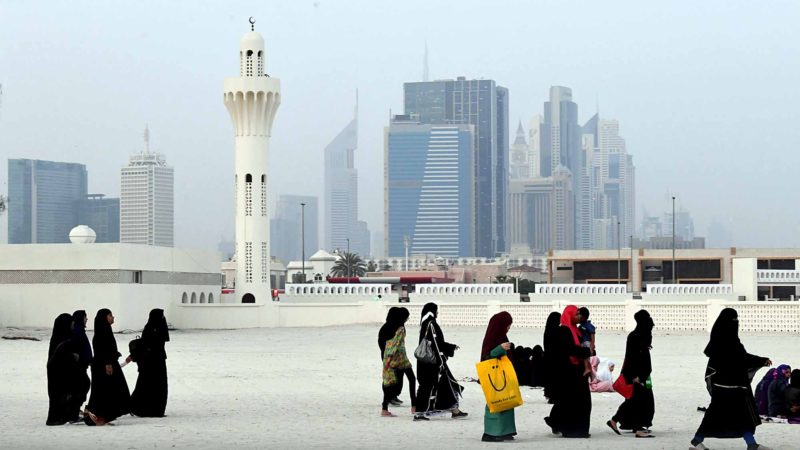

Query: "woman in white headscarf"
left=589, top=356, right=616, bottom=393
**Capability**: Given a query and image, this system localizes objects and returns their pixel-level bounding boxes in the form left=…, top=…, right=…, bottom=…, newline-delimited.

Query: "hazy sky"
left=1, top=0, right=799, bottom=251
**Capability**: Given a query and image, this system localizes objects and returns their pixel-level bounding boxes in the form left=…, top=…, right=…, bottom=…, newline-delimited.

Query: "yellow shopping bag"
left=475, top=356, right=523, bottom=413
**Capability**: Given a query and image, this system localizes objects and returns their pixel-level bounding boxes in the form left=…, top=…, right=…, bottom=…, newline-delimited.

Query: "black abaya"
left=613, top=310, right=655, bottom=431
left=85, top=309, right=130, bottom=424
left=415, top=314, right=462, bottom=413
left=131, top=309, right=170, bottom=417
left=46, top=314, right=74, bottom=426
left=542, top=312, right=561, bottom=402
left=695, top=308, right=769, bottom=439
left=547, top=326, right=592, bottom=437
left=67, top=310, right=92, bottom=421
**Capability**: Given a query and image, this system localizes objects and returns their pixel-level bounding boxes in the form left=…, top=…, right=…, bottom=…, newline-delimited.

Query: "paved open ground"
left=1, top=324, right=799, bottom=449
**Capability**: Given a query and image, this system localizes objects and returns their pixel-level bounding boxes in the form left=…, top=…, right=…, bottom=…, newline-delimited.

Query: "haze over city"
left=1, top=0, right=799, bottom=250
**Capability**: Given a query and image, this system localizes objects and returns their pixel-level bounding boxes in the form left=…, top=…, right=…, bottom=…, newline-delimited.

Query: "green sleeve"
left=489, top=344, right=507, bottom=358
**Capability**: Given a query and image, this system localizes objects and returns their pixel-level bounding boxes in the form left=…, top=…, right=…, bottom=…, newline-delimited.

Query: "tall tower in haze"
left=120, top=127, right=174, bottom=247
left=223, top=19, right=281, bottom=303
left=324, top=101, right=360, bottom=255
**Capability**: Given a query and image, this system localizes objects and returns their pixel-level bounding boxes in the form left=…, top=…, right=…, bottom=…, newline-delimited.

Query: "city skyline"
left=1, top=1, right=798, bottom=250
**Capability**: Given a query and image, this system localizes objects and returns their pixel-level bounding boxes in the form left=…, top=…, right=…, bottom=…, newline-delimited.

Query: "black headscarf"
left=420, top=302, right=438, bottom=324
left=92, top=308, right=120, bottom=363
left=704, top=307, right=740, bottom=358
left=142, top=308, right=170, bottom=342
left=71, top=310, right=93, bottom=365
left=633, top=309, right=654, bottom=348
left=378, top=307, right=408, bottom=355
left=543, top=311, right=561, bottom=353
left=791, top=369, right=800, bottom=388
left=48, top=313, right=73, bottom=359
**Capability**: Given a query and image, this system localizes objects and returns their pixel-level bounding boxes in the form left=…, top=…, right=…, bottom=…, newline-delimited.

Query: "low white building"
left=0, top=240, right=221, bottom=330
left=286, top=249, right=338, bottom=282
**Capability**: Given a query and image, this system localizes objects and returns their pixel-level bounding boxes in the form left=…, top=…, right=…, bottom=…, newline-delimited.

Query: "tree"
left=366, top=260, right=378, bottom=273
left=330, top=252, right=367, bottom=277
left=494, top=275, right=537, bottom=295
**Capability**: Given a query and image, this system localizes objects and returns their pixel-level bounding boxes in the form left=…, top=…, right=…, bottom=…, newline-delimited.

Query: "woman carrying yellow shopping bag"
left=479, top=312, right=520, bottom=442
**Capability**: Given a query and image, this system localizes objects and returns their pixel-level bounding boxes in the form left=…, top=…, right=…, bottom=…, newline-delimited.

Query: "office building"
left=385, top=116, right=474, bottom=257
left=8, top=159, right=87, bottom=244
left=404, top=77, right=508, bottom=256
left=76, top=194, right=120, bottom=243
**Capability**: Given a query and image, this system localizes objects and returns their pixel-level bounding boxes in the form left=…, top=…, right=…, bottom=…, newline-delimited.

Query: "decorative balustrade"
left=535, top=284, right=627, bottom=295
left=757, top=270, right=800, bottom=284
left=647, top=284, right=732, bottom=295
left=415, top=284, right=514, bottom=296
left=285, top=284, right=391, bottom=296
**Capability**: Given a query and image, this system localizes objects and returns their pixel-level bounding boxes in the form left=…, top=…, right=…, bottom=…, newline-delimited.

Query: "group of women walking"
left=379, top=303, right=468, bottom=420
left=46, top=308, right=170, bottom=426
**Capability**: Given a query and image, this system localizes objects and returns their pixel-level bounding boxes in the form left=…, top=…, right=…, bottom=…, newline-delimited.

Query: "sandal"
left=606, top=420, right=621, bottom=435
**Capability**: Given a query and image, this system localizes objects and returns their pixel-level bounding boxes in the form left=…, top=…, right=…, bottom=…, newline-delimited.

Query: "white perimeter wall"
left=173, top=298, right=800, bottom=333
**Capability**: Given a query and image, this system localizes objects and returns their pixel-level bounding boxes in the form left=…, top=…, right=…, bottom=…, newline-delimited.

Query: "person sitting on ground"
left=755, top=368, right=779, bottom=416
left=589, top=356, right=616, bottom=393
left=529, top=345, right=546, bottom=388
left=786, top=369, right=800, bottom=421
left=767, top=364, right=792, bottom=417
left=577, top=307, right=596, bottom=378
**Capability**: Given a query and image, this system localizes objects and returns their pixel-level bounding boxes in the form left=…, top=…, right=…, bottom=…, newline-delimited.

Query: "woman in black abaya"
left=608, top=309, right=655, bottom=438
left=544, top=305, right=592, bottom=438
left=542, top=312, right=561, bottom=403
left=67, top=310, right=93, bottom=422
left=84, top=309, right=131, bottom=425
left=414, top=302, right=467, bottom=420
left=131, top=309, right=170, bottom=417
left=46, top=313, right=74, bottom=425
left=690, top=308, right=772, bottom=450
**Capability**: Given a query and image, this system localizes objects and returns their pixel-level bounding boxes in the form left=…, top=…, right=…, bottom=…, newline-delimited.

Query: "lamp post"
left=300, top=202, right=306, bottom=283
left=630, top=235, right=634, bottom=291
left=403, top=235, right=410, bottom=271
left=346, top=237, right=351, bottom=280
left=617, top=220, right=621, bottom=286
left=672, top=196, right=676, bottom=284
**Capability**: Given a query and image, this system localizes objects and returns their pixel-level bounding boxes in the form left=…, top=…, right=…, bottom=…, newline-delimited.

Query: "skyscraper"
left=385, top=116, right=474, bottom=257
left=507, top=168, right=574, bottom=253
left=324, top=106, right=359, bottom=255
left=8, top=159, right=87, bottom=243
left=540, top=86, right=590, bottom=249
left=509, top=122, right=529, bottom=179
left=120, top=127, right=174, bottom=247
left=270, top=195, right=318, bottom=263
left=404, top=77, right=508, bottom=257
left=76, top=194, right=120, bottom=243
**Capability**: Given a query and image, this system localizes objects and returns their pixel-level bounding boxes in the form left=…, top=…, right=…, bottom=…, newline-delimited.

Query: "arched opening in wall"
left=258, top=50, right=262, bottom=57
left=208, top=293, right=214, bottom=303
left=200, top=293, right=206, bottom=303
left=242, top=293, right=256, bottom=303
left=247, top=50, right=253, bottom=56
left=191, top=293, right=197, bottom=304
left=181, top=292, right=188, bottom=304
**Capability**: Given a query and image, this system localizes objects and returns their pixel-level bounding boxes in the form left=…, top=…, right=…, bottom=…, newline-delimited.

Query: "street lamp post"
left=346, top=238, right=351, bottom=280
left=617, top=220, right=621, bottom=286
left=672, top=196, right=676, bottom=284
left=403, top=235, right=410, bottom=271
left=300, top=202, right=306, bottom=283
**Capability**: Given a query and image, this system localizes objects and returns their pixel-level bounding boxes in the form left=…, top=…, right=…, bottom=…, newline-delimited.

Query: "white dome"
left=240, top=31, right=265, bottom=52
left=69, top=225, right=96, bottom=244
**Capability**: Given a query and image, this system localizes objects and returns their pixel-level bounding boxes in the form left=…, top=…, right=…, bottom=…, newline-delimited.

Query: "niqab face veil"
left=144, top=308, right=170, bottom=342
left=704, top=307, right=740, bottom=358
left=420, top=302, right=438, bottom=324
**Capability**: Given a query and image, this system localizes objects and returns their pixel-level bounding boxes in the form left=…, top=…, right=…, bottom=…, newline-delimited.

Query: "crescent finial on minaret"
left=249, top=17, right=256, bottom=31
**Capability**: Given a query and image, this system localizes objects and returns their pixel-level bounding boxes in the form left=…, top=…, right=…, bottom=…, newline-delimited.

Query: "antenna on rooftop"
left=143, top=124, right=150, bottom=154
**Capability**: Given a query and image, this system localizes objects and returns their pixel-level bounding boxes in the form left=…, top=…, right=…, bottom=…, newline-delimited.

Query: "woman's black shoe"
left=481, top=434, right=504, bottom=442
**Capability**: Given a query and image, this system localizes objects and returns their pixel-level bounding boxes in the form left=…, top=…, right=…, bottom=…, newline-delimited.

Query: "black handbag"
left=414, top=322, right=438, bottom=364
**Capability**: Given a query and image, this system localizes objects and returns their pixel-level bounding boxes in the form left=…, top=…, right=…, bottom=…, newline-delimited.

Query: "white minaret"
left=224, top=18, right=280, bottom=303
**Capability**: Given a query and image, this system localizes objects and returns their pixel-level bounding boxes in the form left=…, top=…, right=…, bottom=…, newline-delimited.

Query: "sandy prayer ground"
left=1, top=323, right=799, bottom=449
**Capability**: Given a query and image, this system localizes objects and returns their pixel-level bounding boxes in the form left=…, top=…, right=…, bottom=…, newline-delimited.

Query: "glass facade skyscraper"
left=385, top=117, right=474, bottom=257
left=404, top=77, right=508, bottom=257
left=8, top=159, right=88, bottom=244
left=76, top=194, right=120, bottom=243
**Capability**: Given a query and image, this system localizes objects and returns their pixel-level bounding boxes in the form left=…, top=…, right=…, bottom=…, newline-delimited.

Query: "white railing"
left=415, top=284, right=514, bottom=295
left=648, top=284, right=732, bottom=295
left=535, top=284, right=627, bottom=295
left=757, top=270, right=800, bottom=284
left=285, top=283, right=392, bottom=296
